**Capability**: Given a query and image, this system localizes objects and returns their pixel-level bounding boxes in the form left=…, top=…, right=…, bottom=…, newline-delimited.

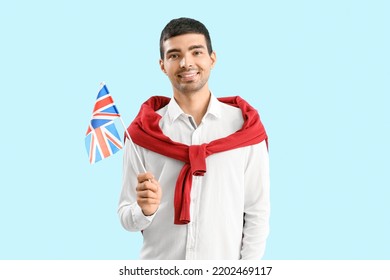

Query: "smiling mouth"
left=177, top=71, right=199, bottom=81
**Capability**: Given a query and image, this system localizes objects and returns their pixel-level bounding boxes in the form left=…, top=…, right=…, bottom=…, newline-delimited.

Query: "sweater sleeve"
left=117, top=140, right=156, bottom=231
left=241, top=140, right=270, bottom=259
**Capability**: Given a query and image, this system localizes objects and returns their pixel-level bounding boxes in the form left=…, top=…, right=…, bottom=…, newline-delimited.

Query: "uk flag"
left=85, top=84, right=123, bottom=164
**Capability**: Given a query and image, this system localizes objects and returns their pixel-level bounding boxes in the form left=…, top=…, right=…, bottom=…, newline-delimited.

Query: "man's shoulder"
left=215, top=96, right=245, bottom=118
left=155, top=102, right=169, bottom=117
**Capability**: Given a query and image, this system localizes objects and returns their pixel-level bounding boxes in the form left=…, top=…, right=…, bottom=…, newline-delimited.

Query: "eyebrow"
left=188, top=45, right=206, bottom=51
left=166, top=48, right=181, bottom=55
left=165, top=45, right=206, bottom=56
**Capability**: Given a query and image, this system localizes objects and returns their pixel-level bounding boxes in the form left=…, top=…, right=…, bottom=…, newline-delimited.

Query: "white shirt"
left=118, top=94, right=270, bottom=260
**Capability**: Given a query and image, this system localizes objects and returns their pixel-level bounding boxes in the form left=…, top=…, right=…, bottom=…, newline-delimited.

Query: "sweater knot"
left=189, top=144, right=207, bottom=176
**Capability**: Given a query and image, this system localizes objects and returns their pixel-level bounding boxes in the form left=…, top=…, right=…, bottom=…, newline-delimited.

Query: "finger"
left=137, top=189, right=158, bottom=199
left=137, top=172, right=154, bottom=183
left=136, top=182, right=147, bottom=192
left=137, top=197, right=159, bottom=205
left=144, top=180, right=159, bottom=192
left=136, top=181, right=158, bottom=192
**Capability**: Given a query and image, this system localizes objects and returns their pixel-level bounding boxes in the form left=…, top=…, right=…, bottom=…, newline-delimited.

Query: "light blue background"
left=1, top=0, right=389, bottom=260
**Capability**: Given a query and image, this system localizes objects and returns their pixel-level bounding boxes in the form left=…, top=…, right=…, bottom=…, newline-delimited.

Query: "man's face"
left=160, top=33, right=216, bottom=96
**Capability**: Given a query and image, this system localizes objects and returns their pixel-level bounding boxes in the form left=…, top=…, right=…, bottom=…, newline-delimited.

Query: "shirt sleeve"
left=241, top=140, right=270, bottom=259
left=117, top=140, right=156, bottom=232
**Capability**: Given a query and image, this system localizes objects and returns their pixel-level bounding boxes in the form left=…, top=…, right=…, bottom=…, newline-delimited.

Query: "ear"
left=159, top=59, right=167, bottom=74
left=210, top=51, right=217, bottom=69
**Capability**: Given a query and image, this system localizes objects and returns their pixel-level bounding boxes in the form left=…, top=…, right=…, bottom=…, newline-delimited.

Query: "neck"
left=173, top=89, right=211, bottom=126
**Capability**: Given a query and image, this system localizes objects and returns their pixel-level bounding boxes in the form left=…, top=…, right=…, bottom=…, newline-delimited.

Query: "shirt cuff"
left=130, top=202, right=156, bottom=230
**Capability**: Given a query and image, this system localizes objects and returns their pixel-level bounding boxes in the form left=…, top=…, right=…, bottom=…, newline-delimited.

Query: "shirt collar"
left=167, top=92, right=222, bottom=123
left=206, top=92, right=222, bottom=119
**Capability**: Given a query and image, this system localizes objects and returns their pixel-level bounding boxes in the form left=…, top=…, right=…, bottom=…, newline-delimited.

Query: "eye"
left=168, top=53, right=179, bottom=60
left=193, top=50, right=203, bottom=56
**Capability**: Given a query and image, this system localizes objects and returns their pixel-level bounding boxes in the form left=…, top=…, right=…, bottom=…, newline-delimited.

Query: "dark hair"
left=159, top=17, right=213, bottom=59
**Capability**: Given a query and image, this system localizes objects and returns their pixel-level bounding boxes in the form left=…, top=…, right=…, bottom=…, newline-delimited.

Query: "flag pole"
left=98, top=82, right=147, bottom=174
left=118, top=117, right=147, bottom=174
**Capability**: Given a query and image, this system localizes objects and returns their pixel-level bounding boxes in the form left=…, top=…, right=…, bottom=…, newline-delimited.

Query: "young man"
left=118, top=17, right=270, bottom=260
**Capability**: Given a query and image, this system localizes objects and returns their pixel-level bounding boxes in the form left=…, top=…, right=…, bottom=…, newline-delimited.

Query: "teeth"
left=180, top=72, right=197, bottom=78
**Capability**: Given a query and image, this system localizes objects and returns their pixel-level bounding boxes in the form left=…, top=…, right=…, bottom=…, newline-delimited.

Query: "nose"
left=179, top=54, right=193, bottom=68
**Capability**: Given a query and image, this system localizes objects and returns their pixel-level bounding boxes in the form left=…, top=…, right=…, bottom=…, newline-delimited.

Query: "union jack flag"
left=85, top=83, right=123, bottom=164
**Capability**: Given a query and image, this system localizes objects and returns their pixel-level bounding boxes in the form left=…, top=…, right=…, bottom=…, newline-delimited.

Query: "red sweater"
left=128, top=96, right=268, bottom=224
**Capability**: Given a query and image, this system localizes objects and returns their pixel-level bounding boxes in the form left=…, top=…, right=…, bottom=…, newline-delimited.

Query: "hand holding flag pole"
left=85, top=83, right=147, bottom=174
